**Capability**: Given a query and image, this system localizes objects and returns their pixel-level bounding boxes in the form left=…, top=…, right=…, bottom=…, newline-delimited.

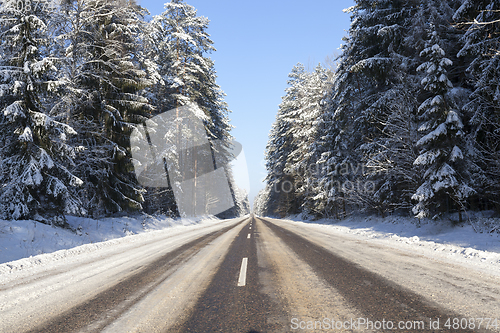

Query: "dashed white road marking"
left=247, top=234, right=251, bottom=239
left=237, top=258, right=248, bottom=287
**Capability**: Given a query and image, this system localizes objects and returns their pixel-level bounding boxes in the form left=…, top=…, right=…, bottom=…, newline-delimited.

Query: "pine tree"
left=305, top=95, right=341, bottom=218
left=356, top=0, right=437, bottom=215
left=314, top=0, right=418, bottom=216
left=148, top=0, right=237, bottom=217
left=60, top=0, right=153, bottom=216
left=455, top=0, right=500, bottom=211
left=264, top=63, right=307, bottom=217
left=0, top=0, right=84, bottom=223
left=315, top=0, right=467, bottom=217
left=253, top=188, right=270, bottom=216
left=150, top=0, right=232, bottom=147
left=412, top=24, right=474, bottom=220
left=289, top=64, right=332, bottom=217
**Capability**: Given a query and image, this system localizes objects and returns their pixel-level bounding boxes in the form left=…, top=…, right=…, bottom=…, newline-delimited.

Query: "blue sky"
left=139, top=0, right=354, bottom=206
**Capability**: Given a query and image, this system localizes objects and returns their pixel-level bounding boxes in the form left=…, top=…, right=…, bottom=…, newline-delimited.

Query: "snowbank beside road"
left=0, top=214, right=220, bottom=266
left=282, top=213, right=500, bottom=276
left=2, top=211, right=499, bottom=282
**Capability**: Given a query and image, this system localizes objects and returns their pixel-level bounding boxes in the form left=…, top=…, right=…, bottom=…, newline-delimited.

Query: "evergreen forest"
left=0, top=0, right=249, bottom=226
left=255, top=0, right=500, bottom=222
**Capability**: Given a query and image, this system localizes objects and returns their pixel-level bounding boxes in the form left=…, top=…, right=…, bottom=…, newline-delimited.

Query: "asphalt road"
left=2, top=215, right=499, bottom=332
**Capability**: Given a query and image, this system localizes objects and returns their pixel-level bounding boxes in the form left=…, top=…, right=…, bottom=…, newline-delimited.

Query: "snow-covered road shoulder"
left=0, top=214, right=238, bottom=281
left=279, top=213, right=500, bottom=277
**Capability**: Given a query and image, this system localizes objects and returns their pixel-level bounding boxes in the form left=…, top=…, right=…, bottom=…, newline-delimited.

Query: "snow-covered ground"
left=283, top=211, right=500, bottom=276
left=0, top=214, right=222, bottom=270
left=1, top=211, right=499, bottom=282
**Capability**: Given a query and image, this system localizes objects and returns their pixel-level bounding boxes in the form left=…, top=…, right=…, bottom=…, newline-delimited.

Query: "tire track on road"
left=25, top=222, right=242, bottom=333
left=259, top=217, right=482, bottom=333
left=172, top=217, right=287, bottom=333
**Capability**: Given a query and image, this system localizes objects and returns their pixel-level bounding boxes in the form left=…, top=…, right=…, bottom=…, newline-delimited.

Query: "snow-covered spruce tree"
left=0, top=0, right=84, bottom=223
left=412, top=26, right=474, bottom=220
left=288, top=64, right=332, bottom=218
left=233, top=185, right=250, bottom=216
left=354, top=0, right=428, bottom=216
left=148, top=0, right=238, bottom=217
left=357, top=0, right=446, bottom=216
left=304, top=92, right=341, bottom=218
left=264, top=63, right=307, bottom=217
left=253, top=188, right=270, bottom=216
left=314, top=0, right=467, bottom=217
left=118, top=7, right=174, bottom=217
left=314, top=0, right=418, bottom=217
left=454, top=0, right=500, bottom=211
left=59, top=0, right=153, bottom=216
